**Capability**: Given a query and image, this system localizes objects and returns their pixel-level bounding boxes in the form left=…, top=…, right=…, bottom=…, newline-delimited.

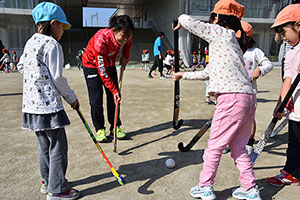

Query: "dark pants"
left=283, top=120, right=300, bottom=179
left=149, top=55, right=163, bottom=76
left=36, top=128, right=70, bottom=193
left=83, top=65, right=121, bottom=132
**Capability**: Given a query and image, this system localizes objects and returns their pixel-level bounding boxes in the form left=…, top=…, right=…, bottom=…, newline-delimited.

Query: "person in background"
left=148, top=32, right=165, bottom=79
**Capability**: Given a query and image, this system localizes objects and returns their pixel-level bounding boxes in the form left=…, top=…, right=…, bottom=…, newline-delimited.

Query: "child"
left=173, top=0, right=261, bottom=199
left=0, top=48, right=10, bottom=73
left=76, top=48, right=85, bottom=70
left=82, top=15, right=133, bottom=142
left=268, top=4, right=300, bottom=187
left=163, top=50, right=173, bottom=77
left=17, top=2, right=80, bottom=199
left=141, top=50, right=146, bottom=70
left=191, top=51, right=198, bottom=71
left=144, top=49, right=150, bottom=71
left=12, top=50, right=17, bottom=71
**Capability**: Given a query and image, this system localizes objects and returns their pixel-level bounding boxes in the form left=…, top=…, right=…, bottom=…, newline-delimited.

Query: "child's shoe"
left=232, top=185, right=261, bottom=200
left=47, top=188, right=80, bottom=200
left=190, top=185, right=216, bottom=200
left=112, top=126, right=126, bottom=139
left=268, top=169, right=300, bottom=187
left=40, top=180, right=48, bottom=194
left=95, top=129, right=107, bottom=142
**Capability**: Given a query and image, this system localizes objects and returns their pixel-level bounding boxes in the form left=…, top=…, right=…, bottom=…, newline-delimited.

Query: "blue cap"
left=32, top=2, right=71, bottom=30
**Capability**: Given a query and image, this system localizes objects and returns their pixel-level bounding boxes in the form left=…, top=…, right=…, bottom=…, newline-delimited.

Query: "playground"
left=0, top=67, right=299, bottom=200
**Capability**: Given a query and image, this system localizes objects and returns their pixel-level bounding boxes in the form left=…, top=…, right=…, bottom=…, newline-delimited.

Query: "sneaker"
left=47, top=188, right=80, bottom=200
left=40, top=180, right=48, bottom=194
left=148, top=74, right=153, bottom=78
left=245, top=145, right=253, bottom=155
left=112, top=126, right=126, bottom=139
left=95, top=129, right=107, bottom=142
left=232, top=185, right=261, bottom=200
left=160, top=76, right=166, bottom=79
left=190, top=185, right=216, bottom=200
left=268, top=169, right=300, bottom=187
left=223, top=145, right=231, bottom=154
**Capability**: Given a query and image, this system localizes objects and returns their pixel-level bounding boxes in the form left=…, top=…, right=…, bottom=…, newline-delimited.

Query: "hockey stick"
left=178, top=118, right=212, bottom=152
left=250, top=73, right=300, bottom=164
left=113, top=66, right=125, bottom=152
left=113, top=99, right=119, bottom=152
left=173, top=18, right=183, bottom=130
left=270, top=117, right=288, bottom=138
left=75, top=108, right=125, bottom=186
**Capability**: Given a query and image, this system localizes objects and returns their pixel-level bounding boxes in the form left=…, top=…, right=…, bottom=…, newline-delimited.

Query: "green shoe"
left=95, top=129, right=107, bottom=142
left=113, top=127, right=126, bottom=139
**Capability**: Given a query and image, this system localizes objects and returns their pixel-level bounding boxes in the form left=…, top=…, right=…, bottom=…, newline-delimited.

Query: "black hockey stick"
left=178, top=118, right=212, bottom=152
left=173, top=18, right=183, bottom=129
left=250, top=73, right=300, bottom=164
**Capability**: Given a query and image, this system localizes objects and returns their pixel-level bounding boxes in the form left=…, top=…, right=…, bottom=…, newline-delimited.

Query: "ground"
left=0, top=67, right=299, bottom=200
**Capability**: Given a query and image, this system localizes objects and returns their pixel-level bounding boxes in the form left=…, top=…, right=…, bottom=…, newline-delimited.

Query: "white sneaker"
left=190, top=185, right=216, bottom=200
left=232, top=185, right=261, bottom=200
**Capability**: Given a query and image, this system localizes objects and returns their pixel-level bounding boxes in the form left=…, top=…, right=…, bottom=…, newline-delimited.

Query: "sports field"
left=0, top=67, right=299, bottom=200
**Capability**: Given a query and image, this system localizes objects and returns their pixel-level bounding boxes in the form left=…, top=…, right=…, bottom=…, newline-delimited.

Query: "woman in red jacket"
left=82, top=15, right=133, bottom=142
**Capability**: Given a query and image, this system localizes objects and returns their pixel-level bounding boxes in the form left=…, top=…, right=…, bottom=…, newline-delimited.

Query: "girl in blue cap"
left=17, top=2, right=80, bottom=200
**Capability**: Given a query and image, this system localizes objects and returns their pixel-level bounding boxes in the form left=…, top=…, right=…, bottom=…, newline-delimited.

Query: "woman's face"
left=113, top=29, right=132, bottom=46
left=280, top=23, right=300, bottom=46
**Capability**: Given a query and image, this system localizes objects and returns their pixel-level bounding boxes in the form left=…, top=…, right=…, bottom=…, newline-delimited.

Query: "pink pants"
left=199, top=93, right=257, bottom=190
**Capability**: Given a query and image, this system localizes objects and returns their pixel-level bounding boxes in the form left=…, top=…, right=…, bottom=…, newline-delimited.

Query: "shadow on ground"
left=119, top=118, right=211, bottom=155
left=70, top=150, right=204, bottom=198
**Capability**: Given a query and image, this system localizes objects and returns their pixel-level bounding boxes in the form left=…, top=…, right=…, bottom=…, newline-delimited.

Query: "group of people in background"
left=0, top=42, right=18, bottom=73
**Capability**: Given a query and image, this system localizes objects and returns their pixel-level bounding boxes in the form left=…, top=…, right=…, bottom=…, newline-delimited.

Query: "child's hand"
left=172, top=22, right=182, bottom=31
left=71, top=99, right=80, bottom=109
left=114, top=92, right=121, bottom=105
left=173, top=72, right=183, bottom=81
left=273, top=101, right=284, bottom=120
left=251, top=68, right=261, bottom=82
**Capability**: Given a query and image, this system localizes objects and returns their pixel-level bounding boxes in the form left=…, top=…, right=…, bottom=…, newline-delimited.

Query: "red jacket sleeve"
left=122, top=37, right=132, bottom=59
left=94, top=38, right=118, bottom=95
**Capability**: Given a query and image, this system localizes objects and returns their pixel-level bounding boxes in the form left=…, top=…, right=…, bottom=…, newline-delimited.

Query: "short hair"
left=158, top=32, right=165, bottom=37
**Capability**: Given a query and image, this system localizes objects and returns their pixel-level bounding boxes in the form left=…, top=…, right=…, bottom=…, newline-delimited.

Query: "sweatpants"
left=83, top=65, right=121, bottom=132
left=36, top=128, right=70, bottom=193
left=149, top=55, right=163, bottom=76
left=199, top=93, right=257, bottom=190
left=284, top=120, right=300, bottom=179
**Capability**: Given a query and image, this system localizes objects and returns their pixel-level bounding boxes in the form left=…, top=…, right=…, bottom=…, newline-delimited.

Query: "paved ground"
left=0, top=67, right=299, bottom=200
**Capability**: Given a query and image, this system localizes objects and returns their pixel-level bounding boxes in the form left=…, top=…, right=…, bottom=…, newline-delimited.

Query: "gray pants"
left=36, top=128, right=70, bottom=193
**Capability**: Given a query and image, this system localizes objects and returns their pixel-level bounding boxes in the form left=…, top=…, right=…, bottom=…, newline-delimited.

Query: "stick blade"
left=173, top=119, right=183, bottom=130
left=178, top=142, right=190, bottom=152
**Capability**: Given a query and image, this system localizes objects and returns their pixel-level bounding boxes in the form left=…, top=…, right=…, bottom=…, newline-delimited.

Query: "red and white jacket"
left=82, top=28, right=132, bottom=95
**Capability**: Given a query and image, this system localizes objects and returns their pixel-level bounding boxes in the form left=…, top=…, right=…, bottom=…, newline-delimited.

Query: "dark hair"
left=37, top=21, right=52, bottom=36
left=274, top=22, right=295, bottom=33
left=209, top=12, right=248, bottom=53
left=247, top=37, right=256, bottom=48
left=158, top=32, right=165, bottom=37
left=108, top=15, right=134, bottom=36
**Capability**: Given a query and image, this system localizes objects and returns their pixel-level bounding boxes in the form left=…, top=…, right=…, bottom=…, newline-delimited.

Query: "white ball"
left=165, top=158, right=176, bottom=168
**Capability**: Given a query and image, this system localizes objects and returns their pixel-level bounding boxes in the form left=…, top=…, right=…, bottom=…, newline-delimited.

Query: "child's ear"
left=50, top=19, right=57, bottom=27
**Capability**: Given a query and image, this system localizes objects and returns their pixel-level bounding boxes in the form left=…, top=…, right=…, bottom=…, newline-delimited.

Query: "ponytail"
left=108, top=15, right=134, bottom=35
